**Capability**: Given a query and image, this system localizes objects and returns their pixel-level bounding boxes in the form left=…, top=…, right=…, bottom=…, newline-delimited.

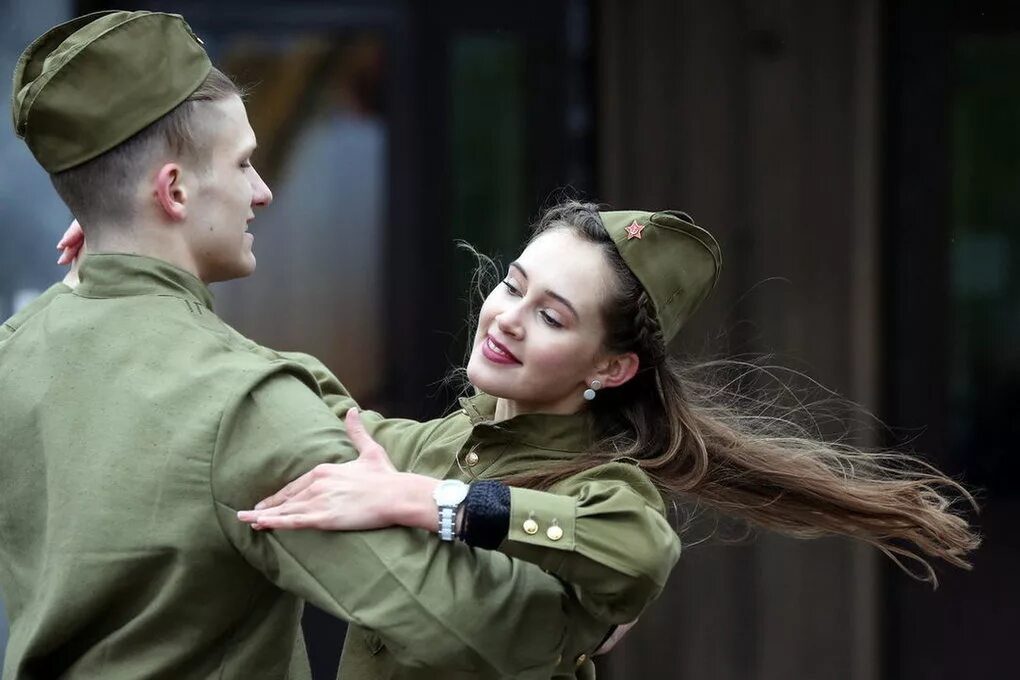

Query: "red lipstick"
left=481, top=335, right=521, bottom=365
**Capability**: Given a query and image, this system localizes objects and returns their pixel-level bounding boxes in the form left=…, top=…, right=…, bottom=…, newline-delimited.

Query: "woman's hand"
left=57, top=220, right=86, bottom=288
left=237, top=409, right=440, bottom=532
left=594, top=620, right=638, bottom=655
left=57, top=219, right=85, bottom=265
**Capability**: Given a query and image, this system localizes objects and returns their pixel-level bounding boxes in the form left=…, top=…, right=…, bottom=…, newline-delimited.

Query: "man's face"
left=184, top=95, right=272, bottom=283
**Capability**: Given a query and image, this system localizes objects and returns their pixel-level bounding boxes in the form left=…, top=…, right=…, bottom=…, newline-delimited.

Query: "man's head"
left=50, top=71, right=273, bottom=282
left=13, top=11, right=273, bottom=283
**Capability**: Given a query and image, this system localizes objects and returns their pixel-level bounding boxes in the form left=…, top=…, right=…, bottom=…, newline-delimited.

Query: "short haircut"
left=49, top=67, right=240, bottom=228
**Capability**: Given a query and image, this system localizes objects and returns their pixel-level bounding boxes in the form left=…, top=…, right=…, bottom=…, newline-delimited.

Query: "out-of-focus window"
left=0, top=2, right=73, bottom=322
left=207, top=32, right=389, bottom=400
left=447, top=35, right=527, bottom=320
left=951, top=36, right=1020, bottom=494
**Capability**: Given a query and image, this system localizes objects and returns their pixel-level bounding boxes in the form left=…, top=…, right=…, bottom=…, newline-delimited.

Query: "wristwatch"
left=432, top=479, right=470, bottom=541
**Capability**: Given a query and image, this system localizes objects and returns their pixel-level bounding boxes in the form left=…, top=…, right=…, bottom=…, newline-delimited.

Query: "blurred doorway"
left=885, top=2, right=1020, bottom=678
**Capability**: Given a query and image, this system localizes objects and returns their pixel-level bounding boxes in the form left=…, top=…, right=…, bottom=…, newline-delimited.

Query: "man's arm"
left=265, top=353, right=679, bottom=625
left=278, top=350, right=443, bottom=470
left=211, top=369, right=573, bottom=678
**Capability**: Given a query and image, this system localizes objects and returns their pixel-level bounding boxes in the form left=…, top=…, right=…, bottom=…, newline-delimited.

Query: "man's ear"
left=592, top=351, right=640, bottom=389
left=153, top=163, right=188, bottom=221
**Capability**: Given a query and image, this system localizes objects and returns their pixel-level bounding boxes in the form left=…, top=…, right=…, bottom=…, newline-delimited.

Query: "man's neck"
left=88, top=227, right=202, bottom=282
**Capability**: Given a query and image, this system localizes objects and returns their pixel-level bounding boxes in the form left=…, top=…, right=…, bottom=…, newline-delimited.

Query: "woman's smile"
left=481, top=335, right=521, bottom=365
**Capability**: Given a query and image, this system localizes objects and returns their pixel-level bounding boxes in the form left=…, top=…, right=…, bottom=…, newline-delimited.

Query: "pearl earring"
left=583, top=379, right=603, bottom=401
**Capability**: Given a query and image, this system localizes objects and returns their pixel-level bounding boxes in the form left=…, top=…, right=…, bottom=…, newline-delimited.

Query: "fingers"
left=57, top=221, right=85, bottom=265
left=238, top=495, right=332, bottom=531
left=56, top=220, right=82, bottom=248
left=238, top=498, right=313, bottom=524
left=241, top=512, right=329, bottom=531
left=252, top=469, right=319, bottom=510
left=344, top=409, right=394, bottom=470
left=344, top=408, right=375, bottom=453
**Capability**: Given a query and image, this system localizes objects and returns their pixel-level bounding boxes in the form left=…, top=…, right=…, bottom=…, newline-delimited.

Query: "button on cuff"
left=507, top=487, right=577, bottom=550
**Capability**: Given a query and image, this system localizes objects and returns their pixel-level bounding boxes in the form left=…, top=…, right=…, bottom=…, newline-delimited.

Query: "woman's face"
left=466, top=229, right=616, bottom=415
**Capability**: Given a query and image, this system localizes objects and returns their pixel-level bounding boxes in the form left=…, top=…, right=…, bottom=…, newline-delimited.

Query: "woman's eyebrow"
left=510, top=262, right=579, bottom=320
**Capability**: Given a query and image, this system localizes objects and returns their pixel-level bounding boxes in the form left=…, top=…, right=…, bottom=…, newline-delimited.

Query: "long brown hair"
left=498, top=200, right=979, bottom=585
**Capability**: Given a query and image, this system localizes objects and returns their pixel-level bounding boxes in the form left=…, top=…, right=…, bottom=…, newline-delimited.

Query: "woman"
left=58, top=202, right=979, bottom=679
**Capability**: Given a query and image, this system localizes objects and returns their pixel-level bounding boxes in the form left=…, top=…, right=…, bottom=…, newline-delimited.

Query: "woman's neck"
left=493, top=398, right=517, bottom=424
left=492, top=396, right=586, bottom=424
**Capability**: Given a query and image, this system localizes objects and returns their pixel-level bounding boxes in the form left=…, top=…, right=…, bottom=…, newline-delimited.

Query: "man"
left=0, top=11, right=589, bottom=679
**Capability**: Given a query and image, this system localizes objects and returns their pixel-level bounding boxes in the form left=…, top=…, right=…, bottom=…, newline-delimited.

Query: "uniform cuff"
left=507, top=487, right=577, bottom=551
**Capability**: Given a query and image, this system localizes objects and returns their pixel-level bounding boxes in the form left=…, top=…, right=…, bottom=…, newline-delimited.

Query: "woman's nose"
left=495, top=305, right=524, bottom=338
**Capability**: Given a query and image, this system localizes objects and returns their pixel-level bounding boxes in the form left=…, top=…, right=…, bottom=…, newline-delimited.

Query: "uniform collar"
left=458, top=392, right=593, bottom=454
left=76, top=253, right=214, bottom=310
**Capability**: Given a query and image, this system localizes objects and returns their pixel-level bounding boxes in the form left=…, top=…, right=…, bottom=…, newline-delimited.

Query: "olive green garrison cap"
left=12, top=10, right=211, bottom=173
left=600, top=210, right=722, bottom=342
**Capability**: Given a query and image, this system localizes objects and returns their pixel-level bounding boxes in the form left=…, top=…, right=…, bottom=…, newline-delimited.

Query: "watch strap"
left=438, top=506, right=457, bottom=542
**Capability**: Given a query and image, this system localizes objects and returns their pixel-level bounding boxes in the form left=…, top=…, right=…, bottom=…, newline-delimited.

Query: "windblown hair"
left=488, top=200, right=979, bottom=585
left=50, top=67, right=240, bottom=228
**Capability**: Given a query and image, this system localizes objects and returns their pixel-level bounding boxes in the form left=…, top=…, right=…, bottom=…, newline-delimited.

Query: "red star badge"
left=624, top=220, right=645, bottom=240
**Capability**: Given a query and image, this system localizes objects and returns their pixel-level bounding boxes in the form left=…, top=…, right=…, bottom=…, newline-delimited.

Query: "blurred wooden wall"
left=595, top=1, right=883, bottom=678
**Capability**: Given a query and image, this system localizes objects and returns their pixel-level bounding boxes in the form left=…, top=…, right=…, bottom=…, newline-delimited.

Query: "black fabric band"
left=459, top=480, right=511, bottom=549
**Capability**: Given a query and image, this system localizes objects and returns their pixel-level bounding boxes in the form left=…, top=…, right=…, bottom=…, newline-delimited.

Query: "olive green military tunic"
left=294, top=359, right=683, bottom=679
left=0, top=254, right=587, bottom=679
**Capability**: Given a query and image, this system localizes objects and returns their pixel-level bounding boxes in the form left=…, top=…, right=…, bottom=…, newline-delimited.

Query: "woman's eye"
left=501, top=280, right=521, bottom=296
left=540, top=311, right=563, bottom=328
left=240, top=161, right=252, bottom=169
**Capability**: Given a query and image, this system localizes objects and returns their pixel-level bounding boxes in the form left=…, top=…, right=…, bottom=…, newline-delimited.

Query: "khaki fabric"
left=295, top=361, right=682, bottom=680
left=12, top=11, right=211, bottom=172
left=0, top=255, right=577, bottom=679
left=599, top=210, right=722, bottom=342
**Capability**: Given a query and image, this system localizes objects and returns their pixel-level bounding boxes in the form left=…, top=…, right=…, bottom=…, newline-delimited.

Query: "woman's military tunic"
left=293, top=355, right=683, bottom=680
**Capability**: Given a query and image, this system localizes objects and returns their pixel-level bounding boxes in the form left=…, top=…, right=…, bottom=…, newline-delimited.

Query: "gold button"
left=546, top=525, right=563, bottom=541
left=465, top=451, right=479, bottom=466
left=575, top=653, right=588, bottom=668
left=523, top=518, right=539, bottom=535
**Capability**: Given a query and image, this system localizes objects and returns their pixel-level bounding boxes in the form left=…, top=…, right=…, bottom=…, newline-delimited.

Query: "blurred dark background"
left=1, top=1, right=1017, bottom=678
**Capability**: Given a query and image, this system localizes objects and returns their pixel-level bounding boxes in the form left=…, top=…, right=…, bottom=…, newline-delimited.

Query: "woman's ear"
left=592, top=351, right=640, bottom=390
left=153, top=163, right=188, bottom=221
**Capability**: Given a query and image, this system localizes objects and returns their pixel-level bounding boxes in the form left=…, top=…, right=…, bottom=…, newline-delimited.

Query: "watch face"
left=435, top=480, right=468, bottom=505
